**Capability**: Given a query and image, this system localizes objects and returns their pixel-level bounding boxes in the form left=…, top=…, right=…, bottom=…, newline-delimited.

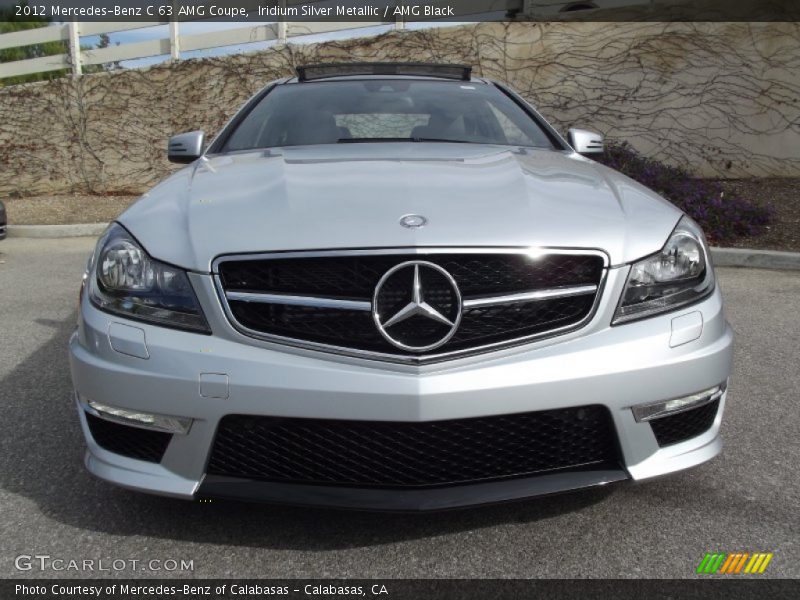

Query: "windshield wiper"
left=337, top=137, right=414, bottom=143
left=411, top=137, right=477, bottom=144
left=337, top=137, right=480, bottom=144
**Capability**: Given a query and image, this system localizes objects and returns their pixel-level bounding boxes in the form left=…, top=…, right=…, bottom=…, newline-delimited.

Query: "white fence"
left=0, top=0, right=531, bottom=80
left=0, top=21, right=388, bottom=79
left=0, top=1, right=662, bottom=80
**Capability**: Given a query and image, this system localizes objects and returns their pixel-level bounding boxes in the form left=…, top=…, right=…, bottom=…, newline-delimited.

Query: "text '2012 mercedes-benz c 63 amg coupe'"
left=69, top=63, right=733, bottom=510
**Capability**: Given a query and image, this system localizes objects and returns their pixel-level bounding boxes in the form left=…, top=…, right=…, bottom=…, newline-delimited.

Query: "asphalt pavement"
left=0, top=236, right=797, bottom=579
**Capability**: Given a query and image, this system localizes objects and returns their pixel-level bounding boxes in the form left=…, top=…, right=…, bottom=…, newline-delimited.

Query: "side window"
left=226, top=98, right=276, bottom=151
left=487, top=103, right=530, bottom=146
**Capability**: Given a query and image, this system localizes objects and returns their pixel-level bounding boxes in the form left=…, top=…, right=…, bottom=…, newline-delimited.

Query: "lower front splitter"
left=196, top=466, right=629, bottom=512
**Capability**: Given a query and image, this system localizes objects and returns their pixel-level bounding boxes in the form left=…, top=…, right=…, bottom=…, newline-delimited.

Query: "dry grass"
left=717, top=178, right=800, bottom=252
left=3, top=194, right=138, bottom=225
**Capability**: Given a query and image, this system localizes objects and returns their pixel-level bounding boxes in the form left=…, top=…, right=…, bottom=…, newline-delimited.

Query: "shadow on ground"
left=0, top=314, right=616, bottom=551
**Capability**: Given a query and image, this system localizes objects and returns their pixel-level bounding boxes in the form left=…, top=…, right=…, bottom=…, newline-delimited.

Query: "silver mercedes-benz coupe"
left=69, top=63, right=732, bottom=510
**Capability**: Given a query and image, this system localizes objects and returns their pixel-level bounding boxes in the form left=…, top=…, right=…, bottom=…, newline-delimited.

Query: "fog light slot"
left=632, top=382, right=726, bottom=423
left=85, top=399, right=192, bottom=434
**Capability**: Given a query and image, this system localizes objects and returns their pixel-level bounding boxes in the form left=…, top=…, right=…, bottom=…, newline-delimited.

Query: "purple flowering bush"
left=596, top=141, right=771, bottom=244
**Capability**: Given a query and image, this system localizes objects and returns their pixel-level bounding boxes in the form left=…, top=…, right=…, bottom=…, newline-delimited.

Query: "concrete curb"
left=710, top=247, right=800, bottom=271
left=5, top=222, right=800, bottom=271
left=7, top=223, right=108, bottom=238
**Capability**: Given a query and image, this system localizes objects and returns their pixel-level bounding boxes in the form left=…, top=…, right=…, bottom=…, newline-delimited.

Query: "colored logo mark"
left=697, top=552, right=773, bottom=574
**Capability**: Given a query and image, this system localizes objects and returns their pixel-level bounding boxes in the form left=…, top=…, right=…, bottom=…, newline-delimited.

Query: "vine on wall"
left=0, top=22, right=797, bottom=196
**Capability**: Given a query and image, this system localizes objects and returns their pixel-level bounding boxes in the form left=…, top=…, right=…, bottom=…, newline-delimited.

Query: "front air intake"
left=207, top=405, right=621, bottom=488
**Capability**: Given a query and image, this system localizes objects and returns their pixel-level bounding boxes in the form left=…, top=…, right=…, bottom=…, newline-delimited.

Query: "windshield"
left=222, top=80, right=555, bottom=151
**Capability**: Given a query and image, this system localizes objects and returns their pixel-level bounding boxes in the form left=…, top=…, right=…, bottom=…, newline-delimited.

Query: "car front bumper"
left=69, top=266, right=733, bottom=510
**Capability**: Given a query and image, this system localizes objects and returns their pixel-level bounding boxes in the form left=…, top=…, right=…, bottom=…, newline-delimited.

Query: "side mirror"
left=168, top=131, right=205, bottom=164
left=567, top=128, right=604, bottom=155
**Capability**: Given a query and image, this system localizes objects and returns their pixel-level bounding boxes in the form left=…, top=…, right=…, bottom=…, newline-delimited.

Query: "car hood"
left=119, top=143, right=682, bottom=273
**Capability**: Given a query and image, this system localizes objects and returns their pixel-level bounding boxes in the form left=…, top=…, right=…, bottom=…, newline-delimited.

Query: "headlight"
left=88, top=223, right=210, bottom=333
left=613, top=216, right=715, bottom=324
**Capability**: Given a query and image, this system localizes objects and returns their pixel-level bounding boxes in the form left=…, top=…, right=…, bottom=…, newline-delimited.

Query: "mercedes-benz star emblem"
left=373, top=261, right=462, bottom=352
left=399, top=214, right=428, bottom=228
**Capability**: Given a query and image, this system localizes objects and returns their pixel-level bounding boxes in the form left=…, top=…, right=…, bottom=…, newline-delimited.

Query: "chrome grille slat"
left=225, top=284, right=598, bottom=311
left=225, top=291, right=372, bottom=311
left=461, top=284, right=598, bottom=308
left=214, top=248, right=607, bottom=364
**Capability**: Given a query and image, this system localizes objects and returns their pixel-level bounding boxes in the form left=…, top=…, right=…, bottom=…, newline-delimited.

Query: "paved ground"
left=0, top=237, right=797, bottom=579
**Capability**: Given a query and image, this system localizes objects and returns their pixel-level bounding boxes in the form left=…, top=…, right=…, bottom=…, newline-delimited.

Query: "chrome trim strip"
left=463, top=285, right=598, bottom=309
left=212, top=246, right=610, bottom=273
left=226, top=291, right=371, bottom=311
left=227, top=285, right=598, bottom=312
left=212, top=247, right=609, bottom=365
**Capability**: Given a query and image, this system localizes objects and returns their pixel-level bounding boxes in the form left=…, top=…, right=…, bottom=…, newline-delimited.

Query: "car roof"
left=290, top=63, right=484, bottom=84
left=284, top=74, right=492, bottom=85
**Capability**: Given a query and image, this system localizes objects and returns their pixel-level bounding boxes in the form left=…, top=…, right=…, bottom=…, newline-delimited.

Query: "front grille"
left=85, top=413, right=172, bottom=462
left=650, top=399, right=720, bottom=447
left=206, top=406, right=620, bottom=488
left=217, top=251, right=605, bottom=360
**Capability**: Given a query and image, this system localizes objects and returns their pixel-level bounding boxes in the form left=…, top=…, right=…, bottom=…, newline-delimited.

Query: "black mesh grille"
left=219, top=253, right=603, bottom=297
left=231, top=303, right=380, bottom=347
left=650, top=399, right=720, bottom=447
left=206, top=406, right=620, bottom=488
left=454, top=295, right=594, bottom=345
left=86, top=413, right=172, bottom=463
left=219, top=252, right=604, bottom=356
